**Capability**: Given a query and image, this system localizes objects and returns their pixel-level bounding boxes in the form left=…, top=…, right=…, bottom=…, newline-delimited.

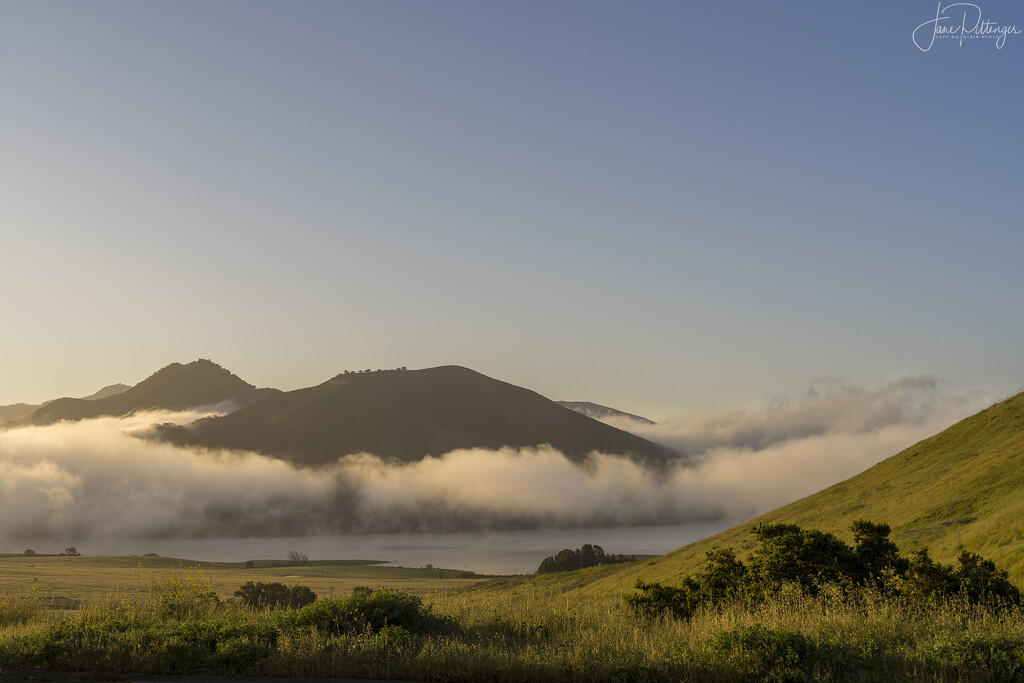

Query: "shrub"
left=627, top=521, right=1022, bottom=621
left=288, top=587, right=448, bottom=635
left=747, top=523, right=859, bottom=597
left=149, top=568, right=222, bottom=620
left=625, top=578, right=702, bottom=620
left=954, top=551, right=1022, bottom=606
left=234, top=582, right=317, bottom=610
left=710, top=624, right=821, bottom=681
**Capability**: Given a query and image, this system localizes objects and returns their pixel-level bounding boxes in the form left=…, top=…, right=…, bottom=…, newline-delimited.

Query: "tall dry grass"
left=2, top=571, right=1024, bottom=681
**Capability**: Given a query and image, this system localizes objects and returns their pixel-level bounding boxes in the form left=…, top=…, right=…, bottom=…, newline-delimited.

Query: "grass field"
left=2, top=556, right=1024, bottom=681
left=0, top=553, right=494, bottom=606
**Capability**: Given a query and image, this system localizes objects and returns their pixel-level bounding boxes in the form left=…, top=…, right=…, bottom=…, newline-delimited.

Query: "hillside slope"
left=556, top=401, right=656, bottom=425
left=0, top=403, right=39, bottom=424
left=161, top=366, right=680, bottom=467
left=0, top=383, right=131, bottom=425
left=567, top=390, right=1024, bottom=594
left=16, top=360, right=274, bottom=426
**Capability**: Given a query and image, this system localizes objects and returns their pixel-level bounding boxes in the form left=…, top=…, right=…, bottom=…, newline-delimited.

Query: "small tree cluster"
left=336, top=367, right=408, bottom=377
left=234, top=581, right=317, bottom=610
left=627, top=521, right=1021, bottom=620
left=536, top=544, right=635, bottom=574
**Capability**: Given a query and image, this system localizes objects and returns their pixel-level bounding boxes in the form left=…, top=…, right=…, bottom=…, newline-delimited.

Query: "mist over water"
left=0, top=378, right=981, bottom=548
left=31, top=522, right=741, bottom=575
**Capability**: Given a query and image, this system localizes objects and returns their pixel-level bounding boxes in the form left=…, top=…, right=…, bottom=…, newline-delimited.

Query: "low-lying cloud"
left=601, top=376, right=971, bottom=455
left=0, top=378, right=983, bottom=545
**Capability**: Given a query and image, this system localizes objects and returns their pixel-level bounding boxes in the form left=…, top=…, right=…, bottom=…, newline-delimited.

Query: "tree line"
left=536, top=544, right=636, bottom=574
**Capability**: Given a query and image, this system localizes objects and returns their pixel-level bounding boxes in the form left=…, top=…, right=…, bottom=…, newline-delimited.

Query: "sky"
left=2, top=1, right=1023, bottom=420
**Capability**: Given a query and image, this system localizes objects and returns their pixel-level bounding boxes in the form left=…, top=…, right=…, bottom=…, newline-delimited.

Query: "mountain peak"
left=162, top=364, right=680, bottom=467
left=16, top=359, right=273, bottom=427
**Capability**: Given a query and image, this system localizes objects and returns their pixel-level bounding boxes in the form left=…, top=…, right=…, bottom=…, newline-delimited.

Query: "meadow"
left=2, top=554, right=1024, bottom=681
left=0, top=553, right=488, bottom=605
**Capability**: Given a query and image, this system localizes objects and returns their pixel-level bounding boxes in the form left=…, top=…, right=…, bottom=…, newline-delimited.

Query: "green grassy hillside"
left=565, top=390, right=1024, bottom=597
left=162, top=366, right=679, bottom=466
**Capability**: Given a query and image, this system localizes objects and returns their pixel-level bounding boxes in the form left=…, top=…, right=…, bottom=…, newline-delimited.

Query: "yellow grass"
left=0, top=554, right=493, bottom=604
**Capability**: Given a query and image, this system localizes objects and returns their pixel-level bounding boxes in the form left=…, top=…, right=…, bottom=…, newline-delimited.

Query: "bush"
left=710, top=624, right=823, bottom=682
left=747, top=524, right=859, bottom=597
left=625, top=579, right=702, bottom=621
left=954, top=551, right=1022, bottom=606
left=288, top=587, right=448, bottom=635
left=149, top=569, right=222, bottom=620
left=234, top=582, right=317, bottom=610
left=627, top=521, right=1022, bottom=621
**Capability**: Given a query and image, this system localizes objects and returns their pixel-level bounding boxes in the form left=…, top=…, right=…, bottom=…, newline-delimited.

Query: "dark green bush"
left=919, top=635, right=1024, bottom=680
left=625, top=579, right=702, bottom=621
left=288, top=587, right=448, bottom=635
left=234, top=581, right=317, bottom=610
left=627, top=521, right=1022, bottom=621
left=710, top=624, right=831, bottom=682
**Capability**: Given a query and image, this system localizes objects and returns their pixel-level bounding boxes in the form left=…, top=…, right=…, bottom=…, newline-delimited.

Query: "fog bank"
left=601, top=377, right=973, bottom=455
left=0, top=379, right=981, bottom=544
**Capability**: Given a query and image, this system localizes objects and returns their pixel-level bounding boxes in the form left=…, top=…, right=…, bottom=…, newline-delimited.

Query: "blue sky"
left=2, top=1, right=1022, bottom=419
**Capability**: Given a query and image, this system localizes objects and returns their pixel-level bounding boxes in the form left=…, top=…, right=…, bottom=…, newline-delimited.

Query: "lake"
left=54, top=520, right=744, bottom=575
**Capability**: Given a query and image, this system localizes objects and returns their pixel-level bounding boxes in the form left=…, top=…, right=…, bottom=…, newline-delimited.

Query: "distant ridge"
left=0, top=383, right=131, bottom=425
left=15, top=360, right=275, bottom=426
left=557, top=401, right=656, bottom=425
left=0, top=403, right=38, bottom=425
left=583, top=389, right=1024, bottom=590
left=160, top=365, right=680, bottom=467
left=79, top=383, right=131, bottom=401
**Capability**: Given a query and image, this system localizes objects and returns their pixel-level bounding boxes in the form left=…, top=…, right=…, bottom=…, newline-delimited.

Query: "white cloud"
left=0, top=379, right=982, bottom=544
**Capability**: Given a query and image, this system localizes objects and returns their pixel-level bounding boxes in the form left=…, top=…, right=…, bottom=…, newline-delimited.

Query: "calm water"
left=48, top=520, right=743, bottom=575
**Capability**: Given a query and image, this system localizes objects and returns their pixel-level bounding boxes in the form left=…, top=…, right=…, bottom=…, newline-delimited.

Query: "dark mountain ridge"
left=160, top=365, right=680, bottom=467
left=15, top=359, right=275, bottom=426
left=0, top=383, right=131, bottom=425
